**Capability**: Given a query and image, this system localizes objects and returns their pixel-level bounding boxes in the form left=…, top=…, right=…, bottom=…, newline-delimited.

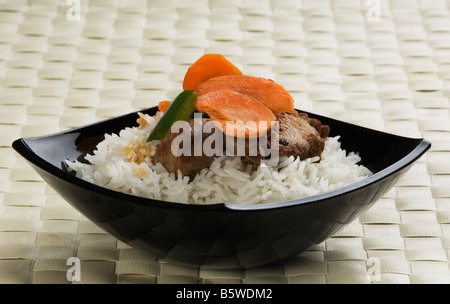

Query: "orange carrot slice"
left=196, top=90, right=276, bottom=138
left=183, top=54, right=243, bottom=92
left=157, top=100, right=171, bottom=113
left=197, top=75, right=295, bottom=115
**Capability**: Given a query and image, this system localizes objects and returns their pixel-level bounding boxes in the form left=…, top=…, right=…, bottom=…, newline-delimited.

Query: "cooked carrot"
left=197, top=75, right=296, bottom=115
left=196, top=90, right=276, bottom=138
left=182, top=54, right=243, bottom=92
left=157, top=100, right=171, bottom=113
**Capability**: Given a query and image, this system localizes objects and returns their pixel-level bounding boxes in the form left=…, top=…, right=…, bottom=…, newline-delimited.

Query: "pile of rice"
left=66, top=112, right=372, bottom=205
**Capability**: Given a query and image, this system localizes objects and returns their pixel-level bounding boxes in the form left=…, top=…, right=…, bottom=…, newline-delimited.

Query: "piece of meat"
left=274, top=112, right=329, bottom=159
left=152, top=112, right=330, bottom=177
left=152, top=118, right=216, bottom=177
left=243, top=112, right=329, bottom=165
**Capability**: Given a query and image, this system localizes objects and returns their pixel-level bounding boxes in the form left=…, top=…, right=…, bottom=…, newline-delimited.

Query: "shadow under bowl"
left=12, top=107, right=431, bottom=269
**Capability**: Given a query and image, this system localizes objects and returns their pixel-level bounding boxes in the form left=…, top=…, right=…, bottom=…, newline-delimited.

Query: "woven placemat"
left=1, top=0, right=450, bottom=284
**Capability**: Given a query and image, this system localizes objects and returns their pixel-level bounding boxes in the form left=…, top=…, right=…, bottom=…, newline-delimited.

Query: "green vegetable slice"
left=148, top=90, right=197, bottom=141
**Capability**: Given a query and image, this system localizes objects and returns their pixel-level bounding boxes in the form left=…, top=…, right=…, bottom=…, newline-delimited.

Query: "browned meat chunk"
left=244, top=112, right=329, bottom=165
left=274, top=112, right=329, bottom=159
left=152, top=118, right=216, bottom=177
left=152, top=112, right=330, bottom=177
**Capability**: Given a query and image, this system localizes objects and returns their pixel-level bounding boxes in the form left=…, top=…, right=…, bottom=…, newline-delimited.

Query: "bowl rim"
left=12, top=107, right=431, bottom=213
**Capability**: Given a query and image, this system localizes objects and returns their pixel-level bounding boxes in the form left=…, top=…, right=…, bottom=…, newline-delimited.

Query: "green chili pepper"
left=148, top=90, right=197, bottom=141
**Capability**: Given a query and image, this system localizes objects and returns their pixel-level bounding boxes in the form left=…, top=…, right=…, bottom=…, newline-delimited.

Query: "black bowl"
left=12, top=107, right=430, bottom=269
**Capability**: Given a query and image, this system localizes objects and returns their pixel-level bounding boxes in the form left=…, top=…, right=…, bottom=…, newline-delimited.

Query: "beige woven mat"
left=1, top=0, right=450, bottom=284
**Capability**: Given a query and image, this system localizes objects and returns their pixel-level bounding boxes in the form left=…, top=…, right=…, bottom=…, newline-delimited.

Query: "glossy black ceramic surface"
left=12, top=107, right=431, bottom=269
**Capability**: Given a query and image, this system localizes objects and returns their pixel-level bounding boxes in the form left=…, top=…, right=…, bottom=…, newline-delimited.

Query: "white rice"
left=66, top=112, right=372, bottom=205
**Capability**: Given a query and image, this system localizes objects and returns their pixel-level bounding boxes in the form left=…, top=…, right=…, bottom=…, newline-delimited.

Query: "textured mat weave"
left=1, top=0, right=450, bottom=284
